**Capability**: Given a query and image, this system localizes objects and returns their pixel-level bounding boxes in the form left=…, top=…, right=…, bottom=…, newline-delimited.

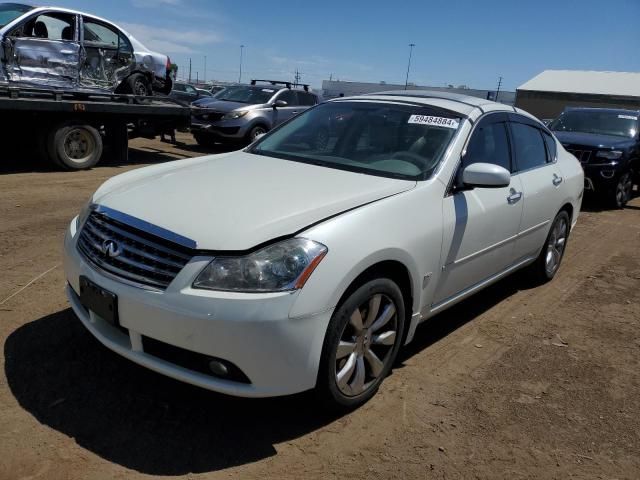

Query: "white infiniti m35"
left=63, top=91, right=584, bottom=408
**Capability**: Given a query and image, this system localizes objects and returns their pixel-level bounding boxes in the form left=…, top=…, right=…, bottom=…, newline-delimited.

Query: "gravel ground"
left=1, top=133, right=639, bottom=479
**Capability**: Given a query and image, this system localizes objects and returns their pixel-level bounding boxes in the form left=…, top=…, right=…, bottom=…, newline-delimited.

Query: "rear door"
left=508, top=114, right=566, bottom=261
left=80, top=17, right=135, bottom=90
left=433, top=113, right=524, bottom=307
left=6, top=11, right=80, bottom=87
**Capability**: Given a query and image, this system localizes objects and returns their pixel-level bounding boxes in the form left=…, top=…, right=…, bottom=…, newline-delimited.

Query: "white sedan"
left=63, top=91, right=584, bottom=408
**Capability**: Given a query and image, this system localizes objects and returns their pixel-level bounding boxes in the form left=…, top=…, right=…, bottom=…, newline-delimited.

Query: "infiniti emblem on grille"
left=100, top=239, right=121, bottom=258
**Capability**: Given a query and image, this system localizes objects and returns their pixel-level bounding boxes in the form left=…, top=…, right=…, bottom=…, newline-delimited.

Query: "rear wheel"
left=125, top=73, right=151, bottom=96
left=47, top=123, right=103, bottom=170
left=529, top=210, right=570, bottom=283
left=317, top=278, right=405, bottom=409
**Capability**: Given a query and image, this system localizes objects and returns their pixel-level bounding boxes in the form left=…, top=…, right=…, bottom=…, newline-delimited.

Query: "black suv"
left=550, top=107, right=639, bottom=208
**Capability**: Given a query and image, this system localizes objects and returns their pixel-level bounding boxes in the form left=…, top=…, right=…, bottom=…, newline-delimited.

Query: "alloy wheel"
left=616, top=173, right=633, bottom=207
left=545, top=216, right=568, bottom=276
left=334, top=294, right=398, bottom=397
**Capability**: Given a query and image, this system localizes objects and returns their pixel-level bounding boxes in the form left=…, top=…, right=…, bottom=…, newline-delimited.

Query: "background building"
left=321, top=80, right=516, bottom=105
left=515, top=70, right=640, bottom=119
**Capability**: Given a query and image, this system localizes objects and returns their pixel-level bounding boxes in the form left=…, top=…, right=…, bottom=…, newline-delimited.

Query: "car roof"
left=330, top=90, right=519, bottom=119
left=563, top=107, right=640, bottom=115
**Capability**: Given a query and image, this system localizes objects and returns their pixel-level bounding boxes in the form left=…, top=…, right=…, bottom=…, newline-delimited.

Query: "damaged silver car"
left=0, top=4, right=172, bottom=95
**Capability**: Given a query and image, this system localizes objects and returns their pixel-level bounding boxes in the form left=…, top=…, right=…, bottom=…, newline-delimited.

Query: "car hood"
left=553, top=131, right=635, bottom=149
left=92, top=152, right=416, bottom=251
left=191, top=98, right=264, bottom=113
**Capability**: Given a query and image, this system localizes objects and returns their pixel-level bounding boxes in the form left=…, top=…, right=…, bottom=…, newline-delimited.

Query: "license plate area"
left=79, top=276, right=118, bottom=326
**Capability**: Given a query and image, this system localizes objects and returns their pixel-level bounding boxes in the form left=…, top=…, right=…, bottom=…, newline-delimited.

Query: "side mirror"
left=273, top=100, right=287, bottom=108
left=462, top=162, right=510, bottom=188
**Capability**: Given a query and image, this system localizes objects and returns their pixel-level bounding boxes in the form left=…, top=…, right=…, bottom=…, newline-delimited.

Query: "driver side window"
left=462, top=120, right=512, bottom=172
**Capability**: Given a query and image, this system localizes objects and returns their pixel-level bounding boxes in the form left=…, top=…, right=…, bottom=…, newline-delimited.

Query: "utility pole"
left=238, top=45, right=245, bottom=84
left=188, top=58, right=192, bottom=84
left=495, top=76, right=503, bottom=102
left=204, top=55, right=207, bottom=84
left=404, top=43, right=415, bottom=90
left=294, top=69, right=301, bottom=86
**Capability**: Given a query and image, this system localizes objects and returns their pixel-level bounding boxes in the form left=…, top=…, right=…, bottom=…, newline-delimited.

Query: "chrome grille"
left=77, top=211, right=194, bottom=289
left=566, top=148, right=592, bottom=164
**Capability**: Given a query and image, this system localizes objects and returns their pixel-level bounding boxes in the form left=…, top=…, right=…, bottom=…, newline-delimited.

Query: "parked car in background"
left=196, top=88, right=213, bottom=97
left=190, top=79, right=319, bottom=146
left=550, top=107, right=639, bottom=208
left=63, top=91, right=583, bottom=408
left=169, top=82, right=207, bottom=104
left=209, top=85, right=226, bottom=95
left=0, top=4, right=172, bottom=95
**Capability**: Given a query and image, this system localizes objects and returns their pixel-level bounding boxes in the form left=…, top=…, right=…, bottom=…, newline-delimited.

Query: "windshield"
left=250, top=101, right=462, bottom=180
left=550, top=110, right=639, bottom=138
left=215, top=86, right=276, bottom=104
left=0, top=3, right=33, bottom=28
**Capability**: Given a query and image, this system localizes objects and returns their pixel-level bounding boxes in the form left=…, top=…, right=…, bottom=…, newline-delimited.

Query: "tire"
left=125, top=73, right=151, bottom=96
left=529, top=210, right=570, bottom=283
left=47, top=123, right=103, bottom=170
left=608, top=171, right=633, bottom=209
left=317, top=278, right=406, bottom=409
left=246, top=125, right=268, bottom=143
left=193, top=132, right=216, bottom=148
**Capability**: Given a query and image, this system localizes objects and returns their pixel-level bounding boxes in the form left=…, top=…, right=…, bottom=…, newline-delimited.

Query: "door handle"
left=552, top=174, right=563, bottom=186
left=507, top=189, right=523, bottom=204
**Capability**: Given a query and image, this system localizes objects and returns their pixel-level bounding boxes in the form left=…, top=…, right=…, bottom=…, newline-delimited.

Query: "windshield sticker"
left=262, top=89, right=275, bottom=93
left=408, top=115, right=459, bottom=129
left=618, top=114, right=638, bottom=121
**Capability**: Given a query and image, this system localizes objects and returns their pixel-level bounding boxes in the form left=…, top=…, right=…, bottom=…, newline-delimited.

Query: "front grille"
left=566, top=148, right=592, bottom=164
left=77, top=211, right=194, bottom=289
left=192, top=110, right=224, bottom=122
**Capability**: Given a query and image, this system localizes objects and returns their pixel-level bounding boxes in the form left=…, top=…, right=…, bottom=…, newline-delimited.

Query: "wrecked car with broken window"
left=0, top=4, right=172, bottom=95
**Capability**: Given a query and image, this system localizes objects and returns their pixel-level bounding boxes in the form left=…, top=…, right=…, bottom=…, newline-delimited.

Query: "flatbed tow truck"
left=0, top=85, right=190, bottom=170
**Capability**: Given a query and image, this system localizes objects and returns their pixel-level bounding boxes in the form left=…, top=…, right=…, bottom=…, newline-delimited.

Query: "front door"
left=6, top=11, right=80, bottom=88
left=433, top=113, right=524, bottom=307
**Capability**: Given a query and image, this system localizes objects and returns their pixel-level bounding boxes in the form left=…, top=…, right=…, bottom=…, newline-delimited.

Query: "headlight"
left=221, top=110, right=249, bottom=120
left=193, top=238, right=328, bottom=292
left=596, top=150, right=623, bottom=160
left=76, top=200, right=93, bottom=230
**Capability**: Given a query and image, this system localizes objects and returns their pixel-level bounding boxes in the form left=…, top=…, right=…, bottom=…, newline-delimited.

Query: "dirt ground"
left=1, top=132, right=639, bottom=480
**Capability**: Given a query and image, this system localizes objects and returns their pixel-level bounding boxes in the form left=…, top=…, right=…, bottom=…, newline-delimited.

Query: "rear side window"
left=541, top=130, right=557, bottom=163
left=277, top=90, right=298, bottom=106
left=297, top=92, right=317, bottom=106
left=463, top=121, right=511, bottom=172
left=510, top=123, right=547, bottom=171
left=83, top=19, right=119, bottom=48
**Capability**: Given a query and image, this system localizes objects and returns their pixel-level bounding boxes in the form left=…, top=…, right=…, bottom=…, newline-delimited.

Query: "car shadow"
left=4, top=308, right=343, bottom=475
left=4, top=270, right=535, bottom=475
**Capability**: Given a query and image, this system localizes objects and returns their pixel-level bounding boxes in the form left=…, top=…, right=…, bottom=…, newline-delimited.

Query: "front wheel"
left=608, top=171, right=633, bottom=209
left=47, top=123, right=103, bottom=170
left=529, top=210, right=570, bottom=283
left=247, top=125, right=268, bottom=143
left=317, top=278, right=406, bottom=409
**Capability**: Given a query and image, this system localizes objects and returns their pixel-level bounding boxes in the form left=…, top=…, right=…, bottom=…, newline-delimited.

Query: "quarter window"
left=297, top=92, right=317, bottom=106
left=510, top=123, right=547, bottom=171
left=542, top=130, right=557, bottom=163
left=463, top=121, right=511, bottom=172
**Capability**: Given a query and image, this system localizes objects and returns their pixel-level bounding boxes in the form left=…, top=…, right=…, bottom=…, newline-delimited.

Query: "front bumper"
left=582, top=163, right=622, bottom=192
left=63, top=218, right=333, bottom=397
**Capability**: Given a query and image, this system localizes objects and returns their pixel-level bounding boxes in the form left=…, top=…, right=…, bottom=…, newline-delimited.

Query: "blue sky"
left=44, top=0, right=640, bottom=90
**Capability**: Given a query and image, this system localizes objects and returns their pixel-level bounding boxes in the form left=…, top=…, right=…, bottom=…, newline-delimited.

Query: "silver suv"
left=190, top=80, right=319, bottom=145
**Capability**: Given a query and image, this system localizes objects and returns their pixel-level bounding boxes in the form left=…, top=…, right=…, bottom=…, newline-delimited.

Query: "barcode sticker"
left=408, top=115, right=460, bottom=129
left=618, top=114, right=638, bottom=120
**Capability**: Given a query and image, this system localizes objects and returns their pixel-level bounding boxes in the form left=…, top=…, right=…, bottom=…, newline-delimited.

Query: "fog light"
left=600, top=170, right=615, bottom=179
left=208, top=360, right=229, bottom=377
